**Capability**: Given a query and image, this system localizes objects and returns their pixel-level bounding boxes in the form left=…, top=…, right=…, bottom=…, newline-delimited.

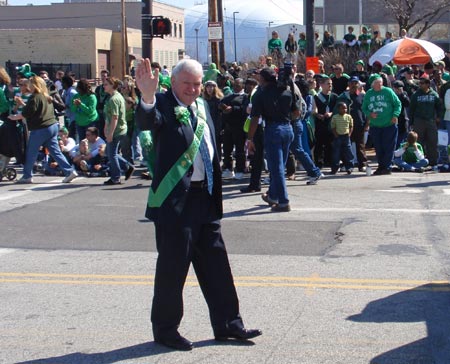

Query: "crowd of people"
left=2, top=37, right=450, bottom=210
left=0, top=65, right=143, bottom=184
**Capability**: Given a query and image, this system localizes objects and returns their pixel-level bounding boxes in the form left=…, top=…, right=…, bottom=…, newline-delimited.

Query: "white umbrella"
left=369, top=37, right=445, bottom=66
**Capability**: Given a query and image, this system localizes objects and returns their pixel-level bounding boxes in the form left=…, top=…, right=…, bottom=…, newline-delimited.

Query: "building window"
left=179, top=24, right=182, bottom=38
left=173, top=23, right=177, bottom=37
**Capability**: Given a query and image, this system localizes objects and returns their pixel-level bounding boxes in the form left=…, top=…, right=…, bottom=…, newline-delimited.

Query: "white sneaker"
left=222, top=169, right=235, bottom=179
left=307, top=173, right=324, bottom=185
left=234, top=172, right=244, bottom=180
left=16, top=177, right=33, bottom=184
left=62, top=170, right=78, bottom=183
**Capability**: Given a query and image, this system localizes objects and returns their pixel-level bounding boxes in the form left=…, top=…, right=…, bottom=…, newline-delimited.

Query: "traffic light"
left=151, top=17, right=172, bottom=37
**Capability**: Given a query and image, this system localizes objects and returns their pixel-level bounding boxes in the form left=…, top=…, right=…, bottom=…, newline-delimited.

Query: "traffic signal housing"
left=151, top=17, right=172, bottom=37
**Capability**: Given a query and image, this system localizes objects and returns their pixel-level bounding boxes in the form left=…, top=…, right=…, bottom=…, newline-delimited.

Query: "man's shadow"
left=17, top=339, right=254, bottom=364
left=347, top=283, right=450, bottom=364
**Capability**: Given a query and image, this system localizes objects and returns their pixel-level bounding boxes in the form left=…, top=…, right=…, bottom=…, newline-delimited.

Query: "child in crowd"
left=393, top=131, right=429, bottom=172
left=331, top=102, right=354, bottom=174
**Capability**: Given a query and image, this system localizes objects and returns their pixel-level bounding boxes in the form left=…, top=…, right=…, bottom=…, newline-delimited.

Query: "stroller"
left=0, top=118, right=27, bottom=182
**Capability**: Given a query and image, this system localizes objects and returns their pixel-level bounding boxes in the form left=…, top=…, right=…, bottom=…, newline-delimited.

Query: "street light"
left=195, top=28, right=199, bottom=61
left=233, top=11, right=239, bottom=63
left=269, top=21, right=274, bottom=28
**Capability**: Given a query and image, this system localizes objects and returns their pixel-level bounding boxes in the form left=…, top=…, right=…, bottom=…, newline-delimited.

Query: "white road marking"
left=376, top=189, right=423, bottom=194
left=0, top=190, right=31, bottom=201
left=0, top=249, right=16, bottom=257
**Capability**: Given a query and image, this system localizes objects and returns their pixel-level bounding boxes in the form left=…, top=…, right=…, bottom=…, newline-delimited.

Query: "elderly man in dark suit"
left=135, top=58, right=261, bottom=351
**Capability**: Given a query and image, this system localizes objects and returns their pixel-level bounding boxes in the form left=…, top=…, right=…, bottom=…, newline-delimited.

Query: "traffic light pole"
left=142, top=0, right=152, bottom=59
left=304, top=0, right=316, bottom=57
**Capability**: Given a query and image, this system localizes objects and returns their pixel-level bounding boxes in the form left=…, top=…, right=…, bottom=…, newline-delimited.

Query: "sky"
left=7, top=0, right=197, bottom=8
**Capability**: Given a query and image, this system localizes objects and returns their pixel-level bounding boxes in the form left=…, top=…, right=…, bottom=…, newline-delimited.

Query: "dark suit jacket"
left=135, top=89, right=223, bottom=223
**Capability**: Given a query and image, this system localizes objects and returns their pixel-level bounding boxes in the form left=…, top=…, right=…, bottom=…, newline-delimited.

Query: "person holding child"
left=393, top=131, right=429, bottom=172
left=331, top=102, right=354, bottom=174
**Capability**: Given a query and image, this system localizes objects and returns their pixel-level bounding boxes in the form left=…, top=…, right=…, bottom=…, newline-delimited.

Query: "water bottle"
left=366, top=165, right=372, bottom=176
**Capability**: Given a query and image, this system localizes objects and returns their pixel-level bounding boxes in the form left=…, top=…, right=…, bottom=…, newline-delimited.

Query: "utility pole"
left=217, top=0, right=225, bottom=65
left=142, top=0, right=152, bottom=59
left=121, top=0, right=127, bottom=78
left=304, top=0, right=315, bottom=57
left=208, top=0, right=220, bottom=66
left=233, top=11, right=239, bottom=63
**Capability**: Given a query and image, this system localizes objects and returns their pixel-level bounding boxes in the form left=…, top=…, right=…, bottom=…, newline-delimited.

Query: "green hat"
left=16, top=63, right=35, bottom=78
left=368, top=73, right=382, bottom=86
left=355, top=60, right=365, bottom=67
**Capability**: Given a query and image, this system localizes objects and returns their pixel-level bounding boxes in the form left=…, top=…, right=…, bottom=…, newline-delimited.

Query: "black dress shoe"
left=125, top=166, right=135, bottom=181
left=103, top=178, right=121, bottom=185
left=155, top=335, right=193, bottom=351
left=215, top=327, right=262, bottom=341
left=240, top=186, right=261, bottom=193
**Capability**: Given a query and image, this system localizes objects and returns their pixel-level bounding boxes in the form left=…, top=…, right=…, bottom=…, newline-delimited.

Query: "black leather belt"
left=190, top=180, right=208, bottom=189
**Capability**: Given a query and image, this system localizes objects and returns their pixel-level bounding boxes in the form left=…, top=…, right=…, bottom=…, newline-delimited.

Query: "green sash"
left=146, top=98, right=208, bottom=208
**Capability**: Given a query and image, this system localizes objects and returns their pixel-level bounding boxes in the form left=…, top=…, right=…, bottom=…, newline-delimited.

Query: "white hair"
left=171, top=59, right=203, bottom=79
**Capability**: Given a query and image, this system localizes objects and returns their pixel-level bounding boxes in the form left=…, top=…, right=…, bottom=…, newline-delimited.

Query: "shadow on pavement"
left=17, top=339, right=254, bottom=364
left=347, top=283, right=450, bottom=364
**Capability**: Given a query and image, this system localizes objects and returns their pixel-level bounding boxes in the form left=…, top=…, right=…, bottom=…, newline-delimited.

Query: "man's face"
left=372, top=79, right=383, bottom=91
left=321, top=79, right=333, bottom=93
left=101, top=72, right=108, bottom=84
left=419, top=80, right=430, bottom=91
left=349, top=81, right=359, bottom=93
left=171, top=70, right=202, bottom=106
left=85, top=131, right=97, bottom=143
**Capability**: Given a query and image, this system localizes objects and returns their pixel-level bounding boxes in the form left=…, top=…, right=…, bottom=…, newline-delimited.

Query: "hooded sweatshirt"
left=409, top=88, right=442, bottom=124
left=203, top=63, right=221, bottom=83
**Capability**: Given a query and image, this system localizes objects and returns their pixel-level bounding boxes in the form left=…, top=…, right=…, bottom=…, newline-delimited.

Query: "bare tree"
left=381, top=0, right=450, bottom=38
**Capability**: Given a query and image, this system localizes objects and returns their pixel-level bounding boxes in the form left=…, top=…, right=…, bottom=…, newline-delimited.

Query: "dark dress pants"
left=222, top=124, right=246, bottom=172
left=249, top=124, right=264, bottom=189
left=152, top=188, right=243, bottom=339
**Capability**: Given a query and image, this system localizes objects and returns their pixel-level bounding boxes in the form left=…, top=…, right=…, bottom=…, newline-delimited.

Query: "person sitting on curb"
left=70, top=126, right=106, bottom=173
left=393, top=131, right=429, bottom=172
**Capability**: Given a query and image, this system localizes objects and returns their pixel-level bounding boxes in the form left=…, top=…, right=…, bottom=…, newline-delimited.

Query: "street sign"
left=208, top=22, right=223, bottom=41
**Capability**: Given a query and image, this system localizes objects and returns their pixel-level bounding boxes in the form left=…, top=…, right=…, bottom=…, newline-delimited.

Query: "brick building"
left=0, top=1, right=185, bottom=79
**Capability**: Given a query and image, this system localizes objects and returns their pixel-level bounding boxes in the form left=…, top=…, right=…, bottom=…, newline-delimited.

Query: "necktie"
left=188, top=105, right=214, bottom=194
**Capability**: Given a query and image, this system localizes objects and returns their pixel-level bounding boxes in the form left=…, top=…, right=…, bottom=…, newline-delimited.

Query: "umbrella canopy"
left=369, top=38, right=445, bottom=66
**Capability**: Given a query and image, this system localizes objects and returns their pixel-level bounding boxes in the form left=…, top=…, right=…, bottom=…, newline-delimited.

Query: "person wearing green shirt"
left=268, top=30, right=283, bottom=55
left=358, top=26, right=371, bottom=56
left=103, top=76, right=134, bottom=185
left=298, top=32, right=307, bottom=54
left=71, top=78, right=98, bottom=140
left=393, top=131, right=429, bottom=172
left=0, top=87, right=8, bottom=119
left=362, top=73, right=402, bottom=175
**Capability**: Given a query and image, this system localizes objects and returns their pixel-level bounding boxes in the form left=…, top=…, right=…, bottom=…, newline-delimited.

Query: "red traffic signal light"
left=152, top=17, right=172, bottom=36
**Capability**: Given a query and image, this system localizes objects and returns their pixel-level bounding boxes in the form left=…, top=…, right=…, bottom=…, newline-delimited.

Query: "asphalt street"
left=1, top=165, right=450, bottom=364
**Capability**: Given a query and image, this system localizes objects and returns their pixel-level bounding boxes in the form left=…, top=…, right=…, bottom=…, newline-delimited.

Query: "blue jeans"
left=264, top=122, right=294, bottom=205
left=107, top=134, right=132, bottom=181
left=23, top=123, right=74, bottom=179
left=394, top=157, right=429, bottom=171
left=301, top=120, right=312, bottom=157
left=290, top=120, right=321, bottom=177
left=332, top=134, right=354, bottom=170
left=441, top=119, right=450, bottom=145
left=370, top=124, right=398, bottom=170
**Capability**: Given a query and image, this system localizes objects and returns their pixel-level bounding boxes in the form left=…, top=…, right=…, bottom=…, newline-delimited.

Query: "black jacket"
left=135, top=90, right=223, bottom=223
